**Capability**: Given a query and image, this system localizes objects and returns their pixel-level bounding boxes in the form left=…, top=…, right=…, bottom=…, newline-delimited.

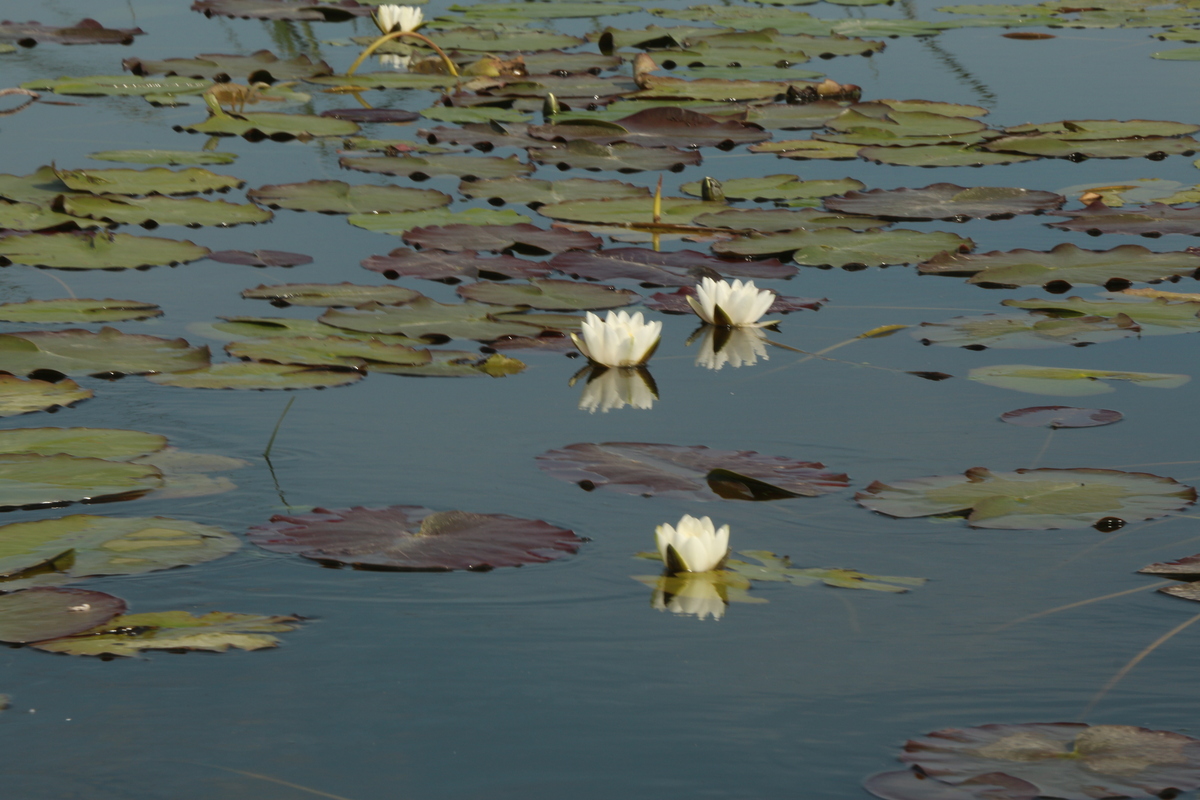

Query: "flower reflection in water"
left=693, top=325, right=771, bottom=371
left=573, top=365, right=658, bottom=414
left=378, top=53, right=413, bottom=70
left=633, top=571, right=765, bottom=621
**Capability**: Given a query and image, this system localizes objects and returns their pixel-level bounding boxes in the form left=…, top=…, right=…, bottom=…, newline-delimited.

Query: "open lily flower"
left=655, top=514, right=730, bottom=573
left=577, top=366, right=657, bottom=414
left=694, top=325, right=770, bottom=371
left=373, top=4, right=423, bottom=34
left=571, top=310, right=661, bottom=368
left=652, top=572, right=727, bottom=621
left=687, top=277, right=776, bottom=328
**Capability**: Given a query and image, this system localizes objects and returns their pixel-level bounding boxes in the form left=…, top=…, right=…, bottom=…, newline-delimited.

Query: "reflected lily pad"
left=826, top=184, right=1065, bottom=220
left=32, top=610, right=304, bottom=656
left=146, top=362, right=364, bottom=389
left=918, top=243, right=1200, bottom=288
left=247, top=180, right=450, bottom=214
left=857, top=467, right=1195, bottom=529
left=713, top=227, right=971, bottom=266
left=340, top=153, right=534, bottom=180
left=61, top=195, right=272, bottom=227
left=362, top=249, right=552, bottom=282
left=0, top=453, right=163, bottom=510
left=246, top=505, right=582, bottom=570
left=457, top=278, right=638, bottom=310
left=536, top=442, right=850, bottom=500
left=0, top=375, right=92, bottom=416
left=0, top=514, right=239, bottom=591
left=633, top=570, right=761, bottom=619
left=241, top=283, right=421, bottom=307
left=349, top=208, right=531, bottom=234
left=403, top=223, right=601, bottom=254
left=0, top=328, right=209, bottom=376
left=967, top=364, right=1189, bottom=396
left=1000, top=406, right=1123, bottom=428
left=0, top=588, right=125, bottom=644
left=0, top=231, right=211, bottom=270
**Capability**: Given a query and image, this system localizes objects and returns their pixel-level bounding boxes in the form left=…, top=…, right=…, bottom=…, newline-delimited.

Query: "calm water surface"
left=2, top=0, right=1200, bottom=797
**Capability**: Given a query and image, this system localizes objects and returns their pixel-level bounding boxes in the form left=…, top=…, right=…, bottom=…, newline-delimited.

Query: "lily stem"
left=1082, top=609, right=1200, bottom=719
left=345, top=31, right=459, bottom=79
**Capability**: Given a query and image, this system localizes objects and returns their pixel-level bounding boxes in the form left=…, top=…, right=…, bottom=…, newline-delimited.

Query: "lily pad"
left=31, top=610, right=304, bottom=656
left=191, top=0, right=374, bottom=21
left=21, top=75, right=210, bottom=97
left=967, top=364, right=1190, bottom=396
left=983, top=135, right=1199, bottom=159
left=528, top=141, right=702, bottom=173
left=370, top=351, right=526, bottom=378
left=1001, top=295, right=1200, bottom=332
left=1048, top=202, right=1200, bottom=236
left=857, top=467, right=1195, bottom=529
left=536, top=442, right=850, bottom=500
left=451, top=1, right=639, bottom=19
left=226, top=336, right=431, bottom=369
left=0, top=453, right=163, bottom=510
left=417, top=27, right=584, bottom=52
left=60, top=195, right=272, bottom=228
left=403, top=223, right=601, bottom=254
left=0, top=427, right=165, bottom=460
left=458, top=177, right=650, bottom=207
left=1004, top=119, right=1200, bottom=138
left=247, top=180, right=450, bottom=214
left=891, top=723, right=1200, bottom=800
left=913, top=312, right=1140, bottom=349
left=0, top=19, right=144, bottom=45
left=859, top=144, right=1038, bottom=167
left=340, top=153, right=533, bottom=181
left=241, top=283, right=421, bottom=307
left=207, top=317, right=427, bottom=347
left=54, top=166, right=243, bottom=196
left=0, top=328, right=209, bottom=376
left=122, top=50, right=333, bottom=82
left=749, top=139, right=864, bottom=160
left=0, top=231, right=211, bottom=270
left=999, top=406, right=1123, bottom=428
left=0, top=588, right=125, bottom=644
left=713, top=227, right=971, bottom=266
left=918, top=243, right=1200, bottom=288
left=529, top=107, right=771, bottom=149
left=0, top=165, right=78, bottom=207
left=0, top=514, right=239, bottom=591
left=0, top=375, right=92, bottom=416
left=0, top=201, right=100, bottom=232
left=826, top=184, right=1065, bottom=220
left=457, top=278, right=638, bottom=310
left=681, top=174, right=864, bottom=203
left=181, top=110, right=360, bottom=140
left=362, top=249, right=552, bottom=282
left=320, top=297, right=548, bottom=341
left=348, top=208, right=531, bottom=235
left=146, top=362, right=364, bottom=390
left=693, top=207, right=889, bottom=232
left=550, top=247, right=796, bottom=284
left=538, top=196, right=728, bottom=226
left=246, top=505, right=582, bottom=570
left=208, top=249, right=312, bottom=267
left=864, top=769, right=1041, bottom=800
left=727, top=551, right=926, bottom=592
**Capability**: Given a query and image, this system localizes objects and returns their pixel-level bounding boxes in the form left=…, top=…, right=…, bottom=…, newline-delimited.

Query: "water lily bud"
left=570, top=310, right=662, bottom=368
left=655, top=515, right=730, bottom=573
left=686, top=277, right=776, bottom=328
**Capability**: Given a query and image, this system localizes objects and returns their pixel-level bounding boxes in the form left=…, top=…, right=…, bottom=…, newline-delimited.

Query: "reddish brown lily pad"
left=864, top=769, right=1039, bottom=800
left=536, top=442, right=850, bottom=501
left=646, top=286, right=824, bottom=314
left=528, top=107, right=771, bottom=149
left=1139, top=553, right=1200, bottom=578
left=0, top=19, right=144, bottom=46
left=321, top=109, right=419, bottom=123
left=246, top=505, right=582, bottom=571
left=1048, top=201, right=1200, bottom=237
left=528, top=141, right=703, bottom=173
left=191, top=0, right=373, bottom=21
left=362, top=249, right=552, bottom=283
left=825, top=184, right=1065, bottom=221
left=208, top=249, right=313, bottom=267
left=0, top=587, right=125, bottom=643
left=121, top=51, right=332, bottom=82
left=419, top=124, right=547, bottom=150
left=403, top=224, right=601, bottom=255
left=999, top=406, right=1123, bottom=428
left=549, top=248, right=797, bottom=285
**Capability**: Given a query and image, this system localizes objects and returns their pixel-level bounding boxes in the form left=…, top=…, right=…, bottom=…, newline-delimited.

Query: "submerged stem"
left=345, top=31, right=459, bottom=78
left=992, top=580, right=1172, bottom=632
left=1082, top=610, right=1200, bottom=719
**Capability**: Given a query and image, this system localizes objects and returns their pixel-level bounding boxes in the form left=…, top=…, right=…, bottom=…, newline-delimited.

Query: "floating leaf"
left=340, top=153, right=533, bottom=181
left=918, top=243, right=1200, bottom=288
left=61, top=195, right=272, bottom=227
left=0, top=231, right=211, bottom=270
left=32, top=610, right=304, bottom=656
left=0, top=588, right=125, bottom=644
left=207, top=317, right=427, bottom=347
left=1057, top=179, right=1186, bottom=207
left=693, top=207, right=889, bottom=232
left=349, top=208, right=531, bottom=235
left=208, top=249, right=312, bottom=267
left=0, top=514, right=239, bottom=591
left=0, top=201, right=101, bottom=232
left=191, top=0, right=373, bottom=21
left=913, top=312, right=1139, bottom=349
left=22, top=75, right=210, bottom=97
left=458, top=177, right=650, bottom=207
left=538, top=196, right=728, bottom=226
left=859, top=144, right=1038, bottom=167
left=536, top=442, right=850, bottom=500
left=1048, top=202, right=1200, bottom=236
left=370, top=351, right=526, bottom=378
left=750, top=139, right=863, bottom=160
left=362, top=248, right=552, bottom=282
left=403, top=223, right=601, bottom=254
left=713, top=227, right=971, bottom=266
left=864, top=769, right=1041, bottom=800
left=0, top=165, right=77, bottom=207
left=1001, top=295, right=1200, bottom=332
left=857, top=467, right=1195, bottom=529
left=0, top=19, right=144, bottom=45
left=1004, top=119, right=1200, bottom=138
left=53, top=166, right=242, bottom=196
left=146, top=362, right=363, bottom=390
left=304, top=73, right=457, bottom=91
left=226, top=336, right=431, bottom=369
left=528, top=140, right=702, bottom=172
left=0, top=328, right=209, bottom=376
left=0, top=375, right=92, bottom=416
left=1000, top=406, right=1123, bottom=428
left=967, top=364, right=1189, bottom=396
left=0, top=427, right=165, bottom=460
left=246, top=505, right=582, bottom=570
left=984, top=135, right=1199, bottom=159
left=320, top=297, right=549, bottom=341
left=727, top=551, right=926, bottom=592
left=122, top=50, right=333, bottom=81
left=457, top=278, right=638, bottom=310
left=240, top=283, right=421, bottom=307
left=680, top=174, right=864, bottom=203
left=247, top=180, right=450, bottom=215
left=529, top=107, right=771, bottom=149
left=181, top=110, right=360, bottom=140
left=826, top=184, right=1064, bottom=220
left=418, top=27, right=585, bottom=52
left=0, top=453, right=163, bottom=510
left=550, top=247, right=797, bottom=284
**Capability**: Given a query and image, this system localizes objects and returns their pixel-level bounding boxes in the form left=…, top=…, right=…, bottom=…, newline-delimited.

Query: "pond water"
left=3, top=0, right=1200, bottom=797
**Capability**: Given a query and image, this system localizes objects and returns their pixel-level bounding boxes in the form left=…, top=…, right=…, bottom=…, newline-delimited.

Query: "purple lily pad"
left=362, top=248, right=552, bottom=283
left=864, top=769, right=1039, bottom=800
left=549, top=248, right=797, bottom=285
left=1048, top=201, right=1200, bottom=237
left=320, top=108, right=419, bottom=123
left=0, top=18, right=144, bottom=46
left=1000, top=406, right=1123, bottom=428
left=403, top=224, right=601, bottom=255
left=0, top=587, right=125, bottom=643
left=208, top=249, right=313, bottom=267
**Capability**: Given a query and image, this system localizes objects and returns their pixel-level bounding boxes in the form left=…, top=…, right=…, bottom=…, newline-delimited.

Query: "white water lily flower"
left=571, top=310, right=662, bottom=368
left=578, top=367, right=656, bottom=414
left=655, top=514, right=730, bottom=573
left=374, top=4, right=423, bottom=34
left=687, top=277, right=775, bottom=328
left=652, top=574, right=726, bottom=621
left=695, top=326, right=769, bottom=371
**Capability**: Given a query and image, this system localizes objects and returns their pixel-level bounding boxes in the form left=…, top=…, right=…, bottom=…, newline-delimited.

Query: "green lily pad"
left=825, top=184, right=1065, bottom=220
left=20, top=75, right=211, bottom=97
left=713, top=227, right=971, bottom=266
left=646, top=43, right=814, bottom=69
left=240, top=283, right=421, bottom=307
left=857, top=466, right=1195, bottom=529
left=450, top=1, right=640, bottom=19
left=1048, top=201, right=1200, bottom=236
left=192, top=0, right=374, bottom=20
left=369, top=351, right=526, bottom=377
left=226, top=336, right=432, bottom=369
left=0, top=200, right=100, bottom=232
left=320, top=297, right=545, bottom=341
left=0, top=428, right=165, bottom=460
left=0, top=166, right=81, bottom=207
left=0, top=231, right=210, bottom=270
left=631, top=75, right=790, bottom=102
left=651, top=6, right=838, bottom=34
left=913, top=312, right=1140, bottom=349
left=31, top=610, right=304, bottom=656
left=692, top=207, right=888, bottom=232
left=727, top=551, right=926, bottom=592
left=0, top=514, right=239, bottom=591
left=550, top=247, right=796, bottom=284
left=418, top=27, right=584, bottom=51
left=458, top=177, right=650, bottom=207
left=181, top=110, right=360, bottom=140
left=0, top=375, right=92, bottom=416
left=918, top=242, right=1200, bottom=288
left=1001, top=295, right=1200, bottom=332
left=348, top=208, right=532, bottom=235
left=0, top=328, right=210, bottom=376
left=303, top=73, right=459, bottom=91
left=528, top=140, right=703, bottom=172
left=456, top=278, right=638, bottom=310
left=859, top=144, right=1038, bottom=166
left=340, top=154, right=534, bottom=181
left=87, top=150, right=239, bottom=166
left=743, top=102, right=850, bottom=130
left=247, top=180, right=451, bottom=214
left=680, top=174, right=864, bottom=203
left=984, top=135, right=1200, bottom=159
left=815, top=128, right=996, bottom=147
left=206, top=317, right=428, bottom=347
left=60, top=195, right=272, bottom=227
left=1153, top=46, right=1200, bottom=59
left=968, top=364, right=1190, bottom=396
left=1004, top=119, right=1200, bottom=138
left=402, top=223, right=601, bottom=254
left=420, top=106, right=532, bottom=125
left=0, top=453, right=163, bottom=510
left=146, top=362, right=365, bottom=390
left=827, top=108, right=987, bottom=137
left=122, top=50, right=333, bottom=81
left=749, top=139, right=863, bottom=159
left=53, top=166, right=243, bottom=196
left=537, top=196, right=728, bottom=226
left=1057, top=179, right=1186, bottom=207
left=0, top=588, right=126, bottom=644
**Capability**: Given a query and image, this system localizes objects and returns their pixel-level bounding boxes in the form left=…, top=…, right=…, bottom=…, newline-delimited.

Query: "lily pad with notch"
left=403, top=223, right=601, bottom=254
left=826, top=184, right=1065, bottom=220
left=918, top=242, right=1200, bottom=288
left=536, top=441, right=850, bottom=500
left=362, top=248, right=552, bottom=282
left=1000, top=406, right=1123, bottom=428
left=0, top=328, right=210, bottom=376
left=246, top=505, right=582, bottom=570
left=31, top=609, right=305, bottom=656
left=247, top=180, right=451, bottom=214
left=0, top=375, right=92, bottom=417
left=856, top=466, right=1195, bottom=529
left=967, top=364, right=1189, bottom=396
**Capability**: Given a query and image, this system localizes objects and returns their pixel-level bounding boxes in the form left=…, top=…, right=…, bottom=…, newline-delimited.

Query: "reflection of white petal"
left=578, top=368, right=656, bottom=413
left=378, top=53, right=412, bottom=70
left=653, top=574, right=727, bottom=620
left=694, top=326, right=770, bottom=371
